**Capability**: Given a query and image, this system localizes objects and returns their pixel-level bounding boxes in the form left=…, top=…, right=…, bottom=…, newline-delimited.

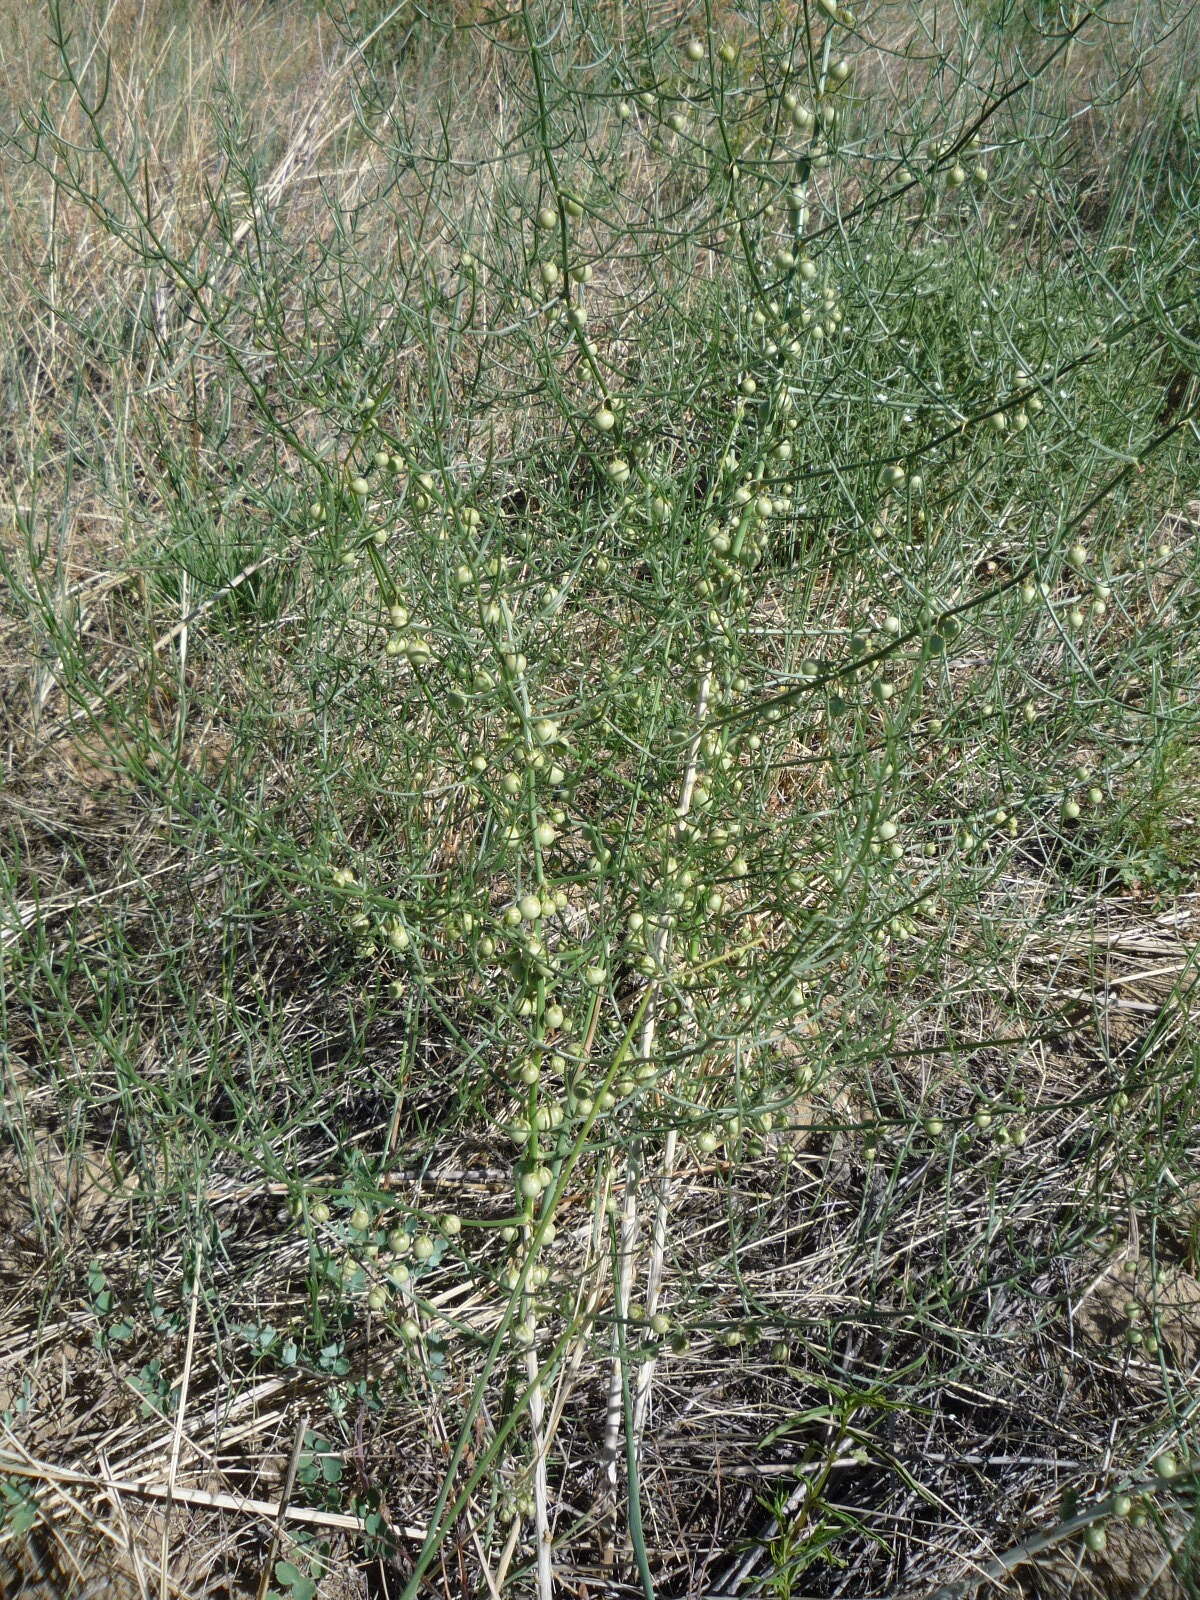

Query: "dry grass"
left=2, top=0, right=1199, bottom=1595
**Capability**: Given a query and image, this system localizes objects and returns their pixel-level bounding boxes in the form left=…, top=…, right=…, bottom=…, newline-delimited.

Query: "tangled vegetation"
left=1, top=0, right=1198, bottom=1593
